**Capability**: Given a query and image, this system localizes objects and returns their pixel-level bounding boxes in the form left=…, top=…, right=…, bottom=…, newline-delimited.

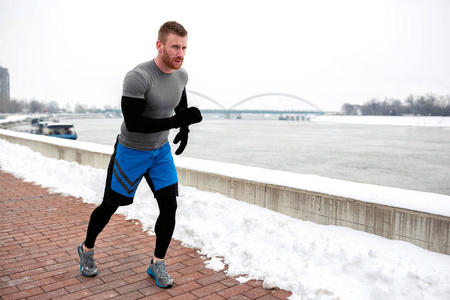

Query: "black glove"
left=173, top=126, right=190, bottom=155
left=172, top=107, right=202, bottom=128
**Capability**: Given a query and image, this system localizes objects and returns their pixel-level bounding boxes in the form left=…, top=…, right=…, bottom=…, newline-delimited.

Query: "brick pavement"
left=0, top=169, right=292, bottom=300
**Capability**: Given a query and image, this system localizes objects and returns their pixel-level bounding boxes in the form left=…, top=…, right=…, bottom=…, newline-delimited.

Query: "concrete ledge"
left=1, top=129, right=449, bottom=255
left=0, top=128, right=112, bottom=169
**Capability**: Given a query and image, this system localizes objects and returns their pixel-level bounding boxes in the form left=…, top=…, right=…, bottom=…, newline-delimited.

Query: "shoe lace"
left=155, top=263, right=170, bottom=279
left=84, top=253, right=95, bottom=268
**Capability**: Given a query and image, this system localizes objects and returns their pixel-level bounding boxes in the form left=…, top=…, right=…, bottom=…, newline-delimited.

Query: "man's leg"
left=144, top=142, right=179, bottom=288
left=144, top=171, right=178, bottom=288
left=85, top=136, right=121, bottom=251
left=78, top=202, right=119, bottom=277
left=154, top=195, right=178, bottom=259
left=78, top=138, right=142, bottom=277
left=84, top=202, right=119, bottom=249
left=147, top=194, right=177, bottom=288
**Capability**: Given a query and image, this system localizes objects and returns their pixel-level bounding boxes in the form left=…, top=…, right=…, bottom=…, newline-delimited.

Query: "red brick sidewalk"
left=0, top=169, right=291, bottom=300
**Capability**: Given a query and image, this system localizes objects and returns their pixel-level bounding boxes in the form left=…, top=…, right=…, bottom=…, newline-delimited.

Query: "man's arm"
left=121, top=96, right=174, bottom=133
left=174, top=88, right=188, bottom=113
left=173, top=88, right=191, bottom=155
left=122, top=95, right=202, bottom=134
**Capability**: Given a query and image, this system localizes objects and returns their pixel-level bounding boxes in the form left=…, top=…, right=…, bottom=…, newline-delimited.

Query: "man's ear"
left=156, top=40, right=163, bottom=52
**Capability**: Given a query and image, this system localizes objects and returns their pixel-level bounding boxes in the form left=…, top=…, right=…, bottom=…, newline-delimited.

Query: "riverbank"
left=313, top=115, right=450, bottom=127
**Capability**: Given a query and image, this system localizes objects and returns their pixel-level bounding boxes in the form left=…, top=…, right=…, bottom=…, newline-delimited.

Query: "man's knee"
left=156, top=195, right=178, bottom=215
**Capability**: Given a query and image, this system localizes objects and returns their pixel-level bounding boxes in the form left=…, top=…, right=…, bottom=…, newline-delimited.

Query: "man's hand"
left=173, top=127, right=190, bottom=155
left=172, top=107, right=202, bottom=128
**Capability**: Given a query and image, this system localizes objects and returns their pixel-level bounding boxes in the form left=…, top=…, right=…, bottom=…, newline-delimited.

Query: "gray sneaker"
left=77, top=242, right=98, bottom=277
left=147, top=259, right=173, bottom=288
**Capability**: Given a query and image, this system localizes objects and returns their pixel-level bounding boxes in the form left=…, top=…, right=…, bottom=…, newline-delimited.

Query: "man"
left=77, top=21, right=202, bottom=288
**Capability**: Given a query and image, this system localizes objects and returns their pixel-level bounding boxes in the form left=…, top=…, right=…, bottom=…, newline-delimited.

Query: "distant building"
left=0, top=66, right=10, bottom=104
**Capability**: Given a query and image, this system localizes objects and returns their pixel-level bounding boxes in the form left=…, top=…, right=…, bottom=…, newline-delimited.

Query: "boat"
left=31, top=118, right=77, bottom=140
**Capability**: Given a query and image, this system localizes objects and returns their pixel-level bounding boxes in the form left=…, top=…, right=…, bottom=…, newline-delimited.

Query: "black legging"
left=84, top=196, right=177, bottom=259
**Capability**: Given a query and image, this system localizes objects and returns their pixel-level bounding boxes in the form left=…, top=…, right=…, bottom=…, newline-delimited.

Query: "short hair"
left=158, top=21, right=188, bottom=44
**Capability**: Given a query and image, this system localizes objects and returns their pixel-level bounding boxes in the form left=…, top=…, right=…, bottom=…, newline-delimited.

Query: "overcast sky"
left=1, top=0, right=449, bottom=111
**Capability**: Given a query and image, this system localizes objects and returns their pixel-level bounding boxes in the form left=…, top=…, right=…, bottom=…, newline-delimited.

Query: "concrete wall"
left=1, top=129, right=449, bottom=255
left=0, top=129, right=112, bottom=169
left=176, top=168, right=450, bottom=255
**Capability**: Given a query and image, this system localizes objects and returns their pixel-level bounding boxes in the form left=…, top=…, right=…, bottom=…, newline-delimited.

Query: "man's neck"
left=154, top=56, right=174, bottom=74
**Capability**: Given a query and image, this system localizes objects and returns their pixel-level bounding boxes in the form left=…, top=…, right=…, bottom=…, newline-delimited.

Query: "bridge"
left=187, top=91, right=325, bottom=119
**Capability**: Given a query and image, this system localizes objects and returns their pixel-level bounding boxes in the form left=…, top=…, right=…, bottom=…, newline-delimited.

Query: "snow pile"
left=1, top=138, right=450, bottom=300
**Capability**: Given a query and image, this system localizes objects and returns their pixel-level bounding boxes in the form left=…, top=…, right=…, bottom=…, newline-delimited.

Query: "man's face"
left=160, top=33, right=187, bottom=70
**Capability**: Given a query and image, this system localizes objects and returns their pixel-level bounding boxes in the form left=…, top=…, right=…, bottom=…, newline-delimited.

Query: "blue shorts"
left=103, top=140, right=178, bottom=206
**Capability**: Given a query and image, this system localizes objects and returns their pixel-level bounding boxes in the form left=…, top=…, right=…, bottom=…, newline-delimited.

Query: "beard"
left=162, top=49, right=184, bottom=70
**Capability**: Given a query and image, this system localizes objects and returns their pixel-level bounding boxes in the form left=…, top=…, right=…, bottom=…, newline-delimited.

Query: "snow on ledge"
left=0, top=128, right=113, bottom=154
left=175, top=156, right=450, bottom=218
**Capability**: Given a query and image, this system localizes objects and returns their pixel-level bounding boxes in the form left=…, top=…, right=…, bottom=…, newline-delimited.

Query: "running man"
left=77, top=21, right=202, bottom=288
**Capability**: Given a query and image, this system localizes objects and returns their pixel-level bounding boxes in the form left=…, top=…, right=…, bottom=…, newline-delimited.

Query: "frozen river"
left=66, top=116, right=450, bottom=196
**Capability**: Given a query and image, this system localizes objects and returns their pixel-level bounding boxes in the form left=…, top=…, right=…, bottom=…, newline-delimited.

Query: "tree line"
left=2, top=93, right=450, bottom=116
left=341, top=94, right=450, bottom=116
left=0, top=97, right=114, bottom=114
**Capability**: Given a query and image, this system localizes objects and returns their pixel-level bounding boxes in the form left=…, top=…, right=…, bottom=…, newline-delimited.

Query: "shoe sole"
left=77, top=244, right=97, bottom=277
left=147, top=268, right=173, bottom=288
